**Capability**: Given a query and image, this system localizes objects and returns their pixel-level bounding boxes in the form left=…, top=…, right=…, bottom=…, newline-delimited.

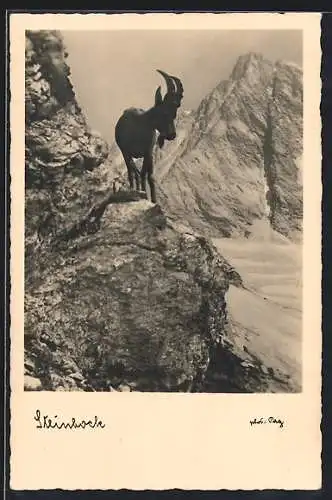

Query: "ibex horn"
left=157, top=69, right=176, bottom=95
left=170, top=75, right=184, bottom=104
left=155, top=86, right=163, bottom=105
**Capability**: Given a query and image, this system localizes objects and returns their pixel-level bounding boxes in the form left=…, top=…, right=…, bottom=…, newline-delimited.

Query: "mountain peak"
left=157, top=51, right=303, bottom=240
left=230, top=52, right=272, bottom=81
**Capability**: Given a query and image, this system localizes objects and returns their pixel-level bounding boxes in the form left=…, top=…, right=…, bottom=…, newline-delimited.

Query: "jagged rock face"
left=25, top=30, right=110, bottom=256
left=266, top=62, right=303, bottom=237
left=154, top=53, right=303, bottom=240
left=25, top=201, right=235, bottom=392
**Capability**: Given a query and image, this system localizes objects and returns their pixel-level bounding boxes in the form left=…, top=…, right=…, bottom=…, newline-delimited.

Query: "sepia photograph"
left=9, top=12, right=322, bottom=491
left=24, top=27, right=303, bottom=394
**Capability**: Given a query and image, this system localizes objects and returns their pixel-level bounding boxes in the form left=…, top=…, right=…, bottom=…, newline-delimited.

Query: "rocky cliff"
left=24, top=31, right=234, bottom=392
left=24, top=32, right=300, bottom=393
left=25, top=30, right=111, bottom=257
left=154, top=53, right=302, bottom=240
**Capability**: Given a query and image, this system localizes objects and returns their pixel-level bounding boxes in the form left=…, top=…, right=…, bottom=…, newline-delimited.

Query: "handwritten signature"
left=34, top=409, right=106, bottom=430
left=250, top=417, right=285, bottom=429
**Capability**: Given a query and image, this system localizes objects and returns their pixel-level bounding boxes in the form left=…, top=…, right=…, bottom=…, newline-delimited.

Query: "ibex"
left=115, top=70, right=184, bottom=203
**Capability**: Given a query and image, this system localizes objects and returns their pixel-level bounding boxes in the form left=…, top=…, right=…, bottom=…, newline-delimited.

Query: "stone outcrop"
left=25, top=199, right=239, bottom=392
left=25, top=30, right=110, bottom=258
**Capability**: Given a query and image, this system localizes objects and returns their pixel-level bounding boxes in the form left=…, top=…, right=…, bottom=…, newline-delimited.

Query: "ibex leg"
left=134, top=167, right=141, bottom=192
left=123, top=154, right=135, bottom=190
left=141, top=159, right=148, bottom=194
left=144, top=155, right=156, bottom=203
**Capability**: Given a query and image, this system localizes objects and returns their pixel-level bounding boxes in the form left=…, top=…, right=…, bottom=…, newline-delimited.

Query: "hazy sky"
left=62, top=30, right=302, bottom=143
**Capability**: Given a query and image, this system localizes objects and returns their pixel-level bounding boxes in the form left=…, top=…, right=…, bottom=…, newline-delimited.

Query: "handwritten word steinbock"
left=34, top=409, right=106, bottom=430
left=250, top=417, right=285, bottom=429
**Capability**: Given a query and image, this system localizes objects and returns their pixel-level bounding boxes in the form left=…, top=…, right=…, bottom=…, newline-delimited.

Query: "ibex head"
left=154, top=69, right=184, bottom=144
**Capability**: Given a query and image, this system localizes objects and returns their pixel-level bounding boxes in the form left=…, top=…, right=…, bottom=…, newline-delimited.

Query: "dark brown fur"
left=115, top=70, right=183, bottom=203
